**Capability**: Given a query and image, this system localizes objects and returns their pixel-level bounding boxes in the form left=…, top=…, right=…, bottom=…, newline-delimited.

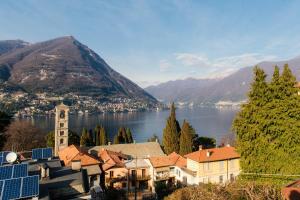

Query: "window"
left=60, top=110, right=65, bottom=119
left=60, top=139, right=64, bottom=144
left=109, top=171, right=114, bottom=178
left=219, top=175, right=223, bottom=183
left=60, top=131, right=64, bottom=136
left=178, top=170, right=181, bottom=177
left=219, top=161, right=224, bottom=171
left=142, top=169, right=146, bottom=178
left=122, top=182, right=127, bottom=188
left=132, top=170, right=136, bottom=177
left=170, top=167, right=175, bottom=173
left=60, top=123, right=64, bottom=128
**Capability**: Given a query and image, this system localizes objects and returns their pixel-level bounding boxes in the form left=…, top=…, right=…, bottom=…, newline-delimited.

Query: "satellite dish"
left=6, top=152, right=17, bottom=163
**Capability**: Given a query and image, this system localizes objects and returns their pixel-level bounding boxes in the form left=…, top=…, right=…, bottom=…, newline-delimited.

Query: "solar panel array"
left=32, top=148, right=53, bottom=160
left=0, top=164, right=28, bottom=180
left=0, top=175, right=39, bottom=200
left=0, top=151, right=11, bottom=166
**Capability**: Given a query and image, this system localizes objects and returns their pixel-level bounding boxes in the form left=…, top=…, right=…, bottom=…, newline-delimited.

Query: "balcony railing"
left=129, top=175, right=151, bottom=181
left=105, top=176, right=127, bottom=183
left=155, top=173, right=170, bottom=181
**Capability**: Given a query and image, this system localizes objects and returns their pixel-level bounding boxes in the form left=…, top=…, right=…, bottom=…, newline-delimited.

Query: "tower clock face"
left=60, top=110, right=65, bottom=119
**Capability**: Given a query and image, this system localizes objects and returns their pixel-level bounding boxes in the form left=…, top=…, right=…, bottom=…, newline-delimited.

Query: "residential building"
left=98, top=149, right=129, bottom=189
left=184, top=146, right=241, bottom=184
left=147, top=152, right=193, bottom=191
left=125, top=158, right=152, bottom=192
left=58, top=145, right=101, bottom=186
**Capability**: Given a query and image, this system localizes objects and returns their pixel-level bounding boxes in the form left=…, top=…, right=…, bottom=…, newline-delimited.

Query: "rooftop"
left=149, top=152, right=186, bottom=168
left=184, top=146, right=240, bottom=163
left=89, top=142, right=165, bottom=159
left=58, top=145, right=100, bottom=166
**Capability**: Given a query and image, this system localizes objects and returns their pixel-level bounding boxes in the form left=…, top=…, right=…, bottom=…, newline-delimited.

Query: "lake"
left=17, top=107, right=239, bottom=145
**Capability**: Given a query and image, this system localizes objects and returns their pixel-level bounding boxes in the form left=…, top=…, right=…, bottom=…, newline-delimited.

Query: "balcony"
left=155, top=172, right=170, bottom=181
left=105, top=176, right=127, bottom=184
left=129, top=175, right=151, bottom=181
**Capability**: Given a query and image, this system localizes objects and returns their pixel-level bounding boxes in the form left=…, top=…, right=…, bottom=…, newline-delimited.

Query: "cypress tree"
left=100, top=126, right=108, bottom=145
left=80, top=128, right=90, bottom=147
left=126, top=128, right=133, bottom=143
left=95, top=125, right=101, bottom=146
left=179, top=120, right=195, bottom=156
left=162, top=102, right=181, bottom=154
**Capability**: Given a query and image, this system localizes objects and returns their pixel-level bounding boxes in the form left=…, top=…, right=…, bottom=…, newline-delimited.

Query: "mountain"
left=0, top=36, right=157, bottom=103
left=145, top=78, right=218, bottom=103
left=0, top=40, right=29, bottom=56
left=145, top=56, right=300, bottom=104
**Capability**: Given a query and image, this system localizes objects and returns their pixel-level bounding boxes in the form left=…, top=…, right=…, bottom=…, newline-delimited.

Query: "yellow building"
left=184, top=146, right=241, bottom=184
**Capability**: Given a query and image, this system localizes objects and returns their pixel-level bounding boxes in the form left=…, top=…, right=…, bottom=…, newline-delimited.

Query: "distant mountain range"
left=145, top=56, right=300, bottom=105
left=0, top=36, right=157, bottom=104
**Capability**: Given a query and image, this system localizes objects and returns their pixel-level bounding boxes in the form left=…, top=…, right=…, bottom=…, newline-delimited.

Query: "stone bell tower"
left=54, top=103, right=69, bottom=156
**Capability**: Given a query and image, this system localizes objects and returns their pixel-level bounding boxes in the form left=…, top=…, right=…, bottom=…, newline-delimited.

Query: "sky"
left=1, top=0, right=300, bottom=87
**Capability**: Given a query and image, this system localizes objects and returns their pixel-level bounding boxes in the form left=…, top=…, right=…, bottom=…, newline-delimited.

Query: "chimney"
left=155, top=138, right=158, bottom=143
left=133, top=140, right=136, bottom=144
left=226, top=144, right=231, bottom=147
left=199, top=145, right=203, bottom=151
left=108, top=142, right=111, bottom=146
left=71, top=160, right=81, bottom=171
left=40, top=163, right=50, bottom=179
left=206, top=150, right=210, bottom=157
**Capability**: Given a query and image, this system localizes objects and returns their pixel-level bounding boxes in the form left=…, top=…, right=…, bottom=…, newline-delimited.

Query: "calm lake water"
left=17, top=107, right=239, bottom=145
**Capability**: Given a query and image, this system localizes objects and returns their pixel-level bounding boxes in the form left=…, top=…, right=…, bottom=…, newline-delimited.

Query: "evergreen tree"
left=162, top=102, right=181, bottom=154
left=126, top=128, right=133, bottom=143
left=95, top=125, right=101, bottom=146
left=88, top=129, right=95, bottom=146
left=179, top=120, right=195, bottom=156
left=80, top=128, right=90, bottom=147
left=233, top=65, right=300, bottom=174
left=113, top=134, right=120, bottom=144
left=100, top=126, right=108, bottom=145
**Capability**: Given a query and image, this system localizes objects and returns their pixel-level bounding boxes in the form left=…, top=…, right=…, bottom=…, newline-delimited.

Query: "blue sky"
left=1, top=0, right=300, bottom=87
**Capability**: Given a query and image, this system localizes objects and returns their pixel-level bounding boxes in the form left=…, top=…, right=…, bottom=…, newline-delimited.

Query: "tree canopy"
left=179, top=120, right=195, bottom=155
left=233, top=64, right=300, bottom=174
left=162, top=103, right=181, bottom=154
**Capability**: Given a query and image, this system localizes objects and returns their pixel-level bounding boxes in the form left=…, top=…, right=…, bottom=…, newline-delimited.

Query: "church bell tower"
left=54, top=103, right=69, bottom=156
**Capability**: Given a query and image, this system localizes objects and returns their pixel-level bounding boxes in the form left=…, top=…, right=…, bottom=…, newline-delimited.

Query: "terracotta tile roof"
left=58, top=145, right=100, bottom=167
left=98, top=149, right=129, bottom=171
left=168, top=152, right=187, bottom=168
left=149, top=152, right=186, bottom=168
left=184, top=146, right=240, bottom=163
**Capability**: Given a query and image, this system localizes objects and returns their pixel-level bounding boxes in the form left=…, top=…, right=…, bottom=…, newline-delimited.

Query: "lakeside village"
left=0, top=103, right=242, bottom=200
left=2, top=65, right=300, bottom=200
left=0, top=91, right=166, bottom=117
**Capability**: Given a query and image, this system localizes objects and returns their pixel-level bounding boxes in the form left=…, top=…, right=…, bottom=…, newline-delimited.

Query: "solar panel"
left=1, top=178, right=22, bottom=200
left=0, top=180, right=3, bottom=198
left=13, top=164, right=28, bottom=178
left=0, top=165, right=13, bottom=180
left=42, top=148, right=52, bottom=159
left=21, top=175, right=39, bottom=198
left=32, top=148, right=52, bottom=160
left=0, top=175, right=39, bottom=200
left=32, top=148, right=43, bottom=160
left=0, top=164, right=28, bottom=180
